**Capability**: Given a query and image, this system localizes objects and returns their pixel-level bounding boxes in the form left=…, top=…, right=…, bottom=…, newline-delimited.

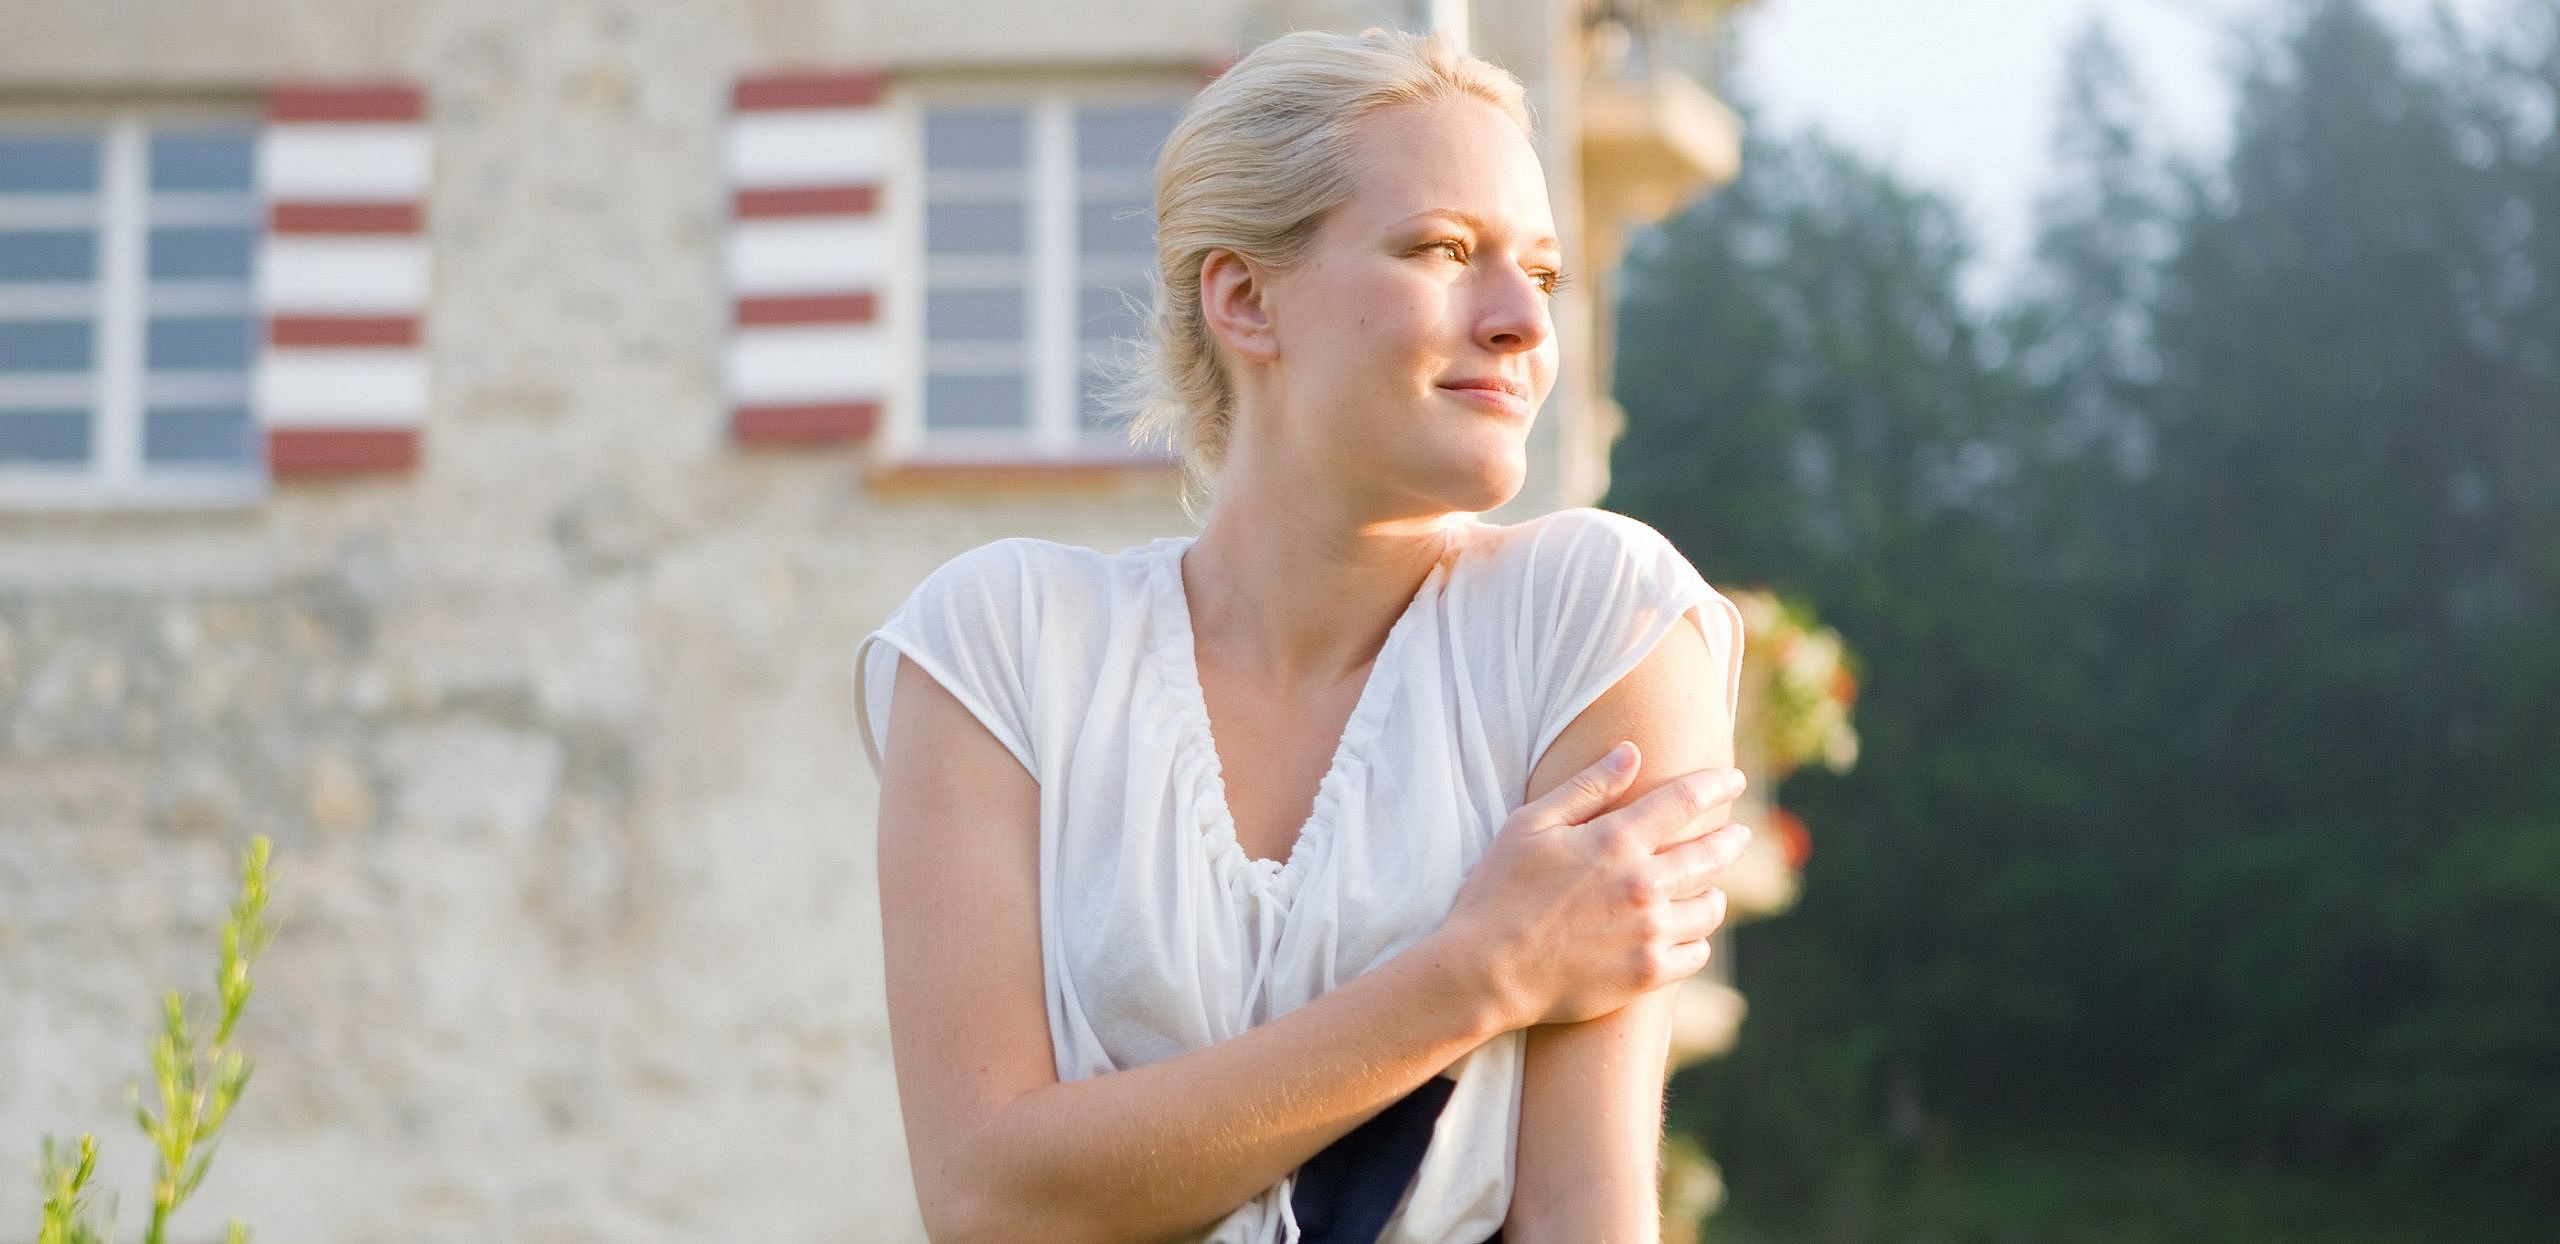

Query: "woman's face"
left=1222, top=95, right=1564, bottom=519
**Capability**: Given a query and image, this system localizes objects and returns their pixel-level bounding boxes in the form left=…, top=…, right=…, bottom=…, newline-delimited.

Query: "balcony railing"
left=1580, top=0, right=1744, bottom=96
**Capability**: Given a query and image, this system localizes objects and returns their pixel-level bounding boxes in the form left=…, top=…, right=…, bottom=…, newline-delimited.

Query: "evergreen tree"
left=1616, top=0, right=2560, bottom=1215
left=2010, top=15, right=2176, bottom=493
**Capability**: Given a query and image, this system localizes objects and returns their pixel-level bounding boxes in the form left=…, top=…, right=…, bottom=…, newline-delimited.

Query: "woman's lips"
left=1439, top=384, right=1530, bottom=417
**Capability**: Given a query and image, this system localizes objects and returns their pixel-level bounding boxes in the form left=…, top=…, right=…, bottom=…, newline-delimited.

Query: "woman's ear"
left=1199, top=247, right=1279, bottom=364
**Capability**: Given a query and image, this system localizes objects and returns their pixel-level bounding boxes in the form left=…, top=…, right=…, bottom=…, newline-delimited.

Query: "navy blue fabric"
left=1288, top=1075, right=1503, bottom=1243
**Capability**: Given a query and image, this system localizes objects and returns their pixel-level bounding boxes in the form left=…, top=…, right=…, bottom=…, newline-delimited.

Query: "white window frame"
left=0, top=102, right=267, bottom=511
left=881, top=74, right=1190, bottom=465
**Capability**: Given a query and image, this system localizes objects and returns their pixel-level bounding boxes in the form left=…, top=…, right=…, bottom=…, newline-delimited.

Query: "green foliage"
left=1615, top=0, right=2560, bottom=1228
left=37, top=1137, right=106, bottom=1244
left=32, top=836, right=274, bottom=1244
left=1702, top=1122, right=2558, bottom=1244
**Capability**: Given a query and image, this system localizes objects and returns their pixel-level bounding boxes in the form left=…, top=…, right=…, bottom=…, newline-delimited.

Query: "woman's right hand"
left=1436, top=741, right=1752, bottom=1030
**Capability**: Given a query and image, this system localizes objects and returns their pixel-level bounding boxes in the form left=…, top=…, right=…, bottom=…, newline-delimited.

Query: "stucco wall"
left=0, top=0, right=1246, bottom=85
left=0, top=2, right=1196, bottom=1239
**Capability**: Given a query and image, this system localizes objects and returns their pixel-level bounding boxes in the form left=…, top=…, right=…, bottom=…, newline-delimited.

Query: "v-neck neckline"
left=1155, top=530, right=1455, bottom=902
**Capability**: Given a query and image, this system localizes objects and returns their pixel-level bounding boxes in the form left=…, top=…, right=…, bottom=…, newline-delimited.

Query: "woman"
left=853, top=27, right=1752, bottom=1244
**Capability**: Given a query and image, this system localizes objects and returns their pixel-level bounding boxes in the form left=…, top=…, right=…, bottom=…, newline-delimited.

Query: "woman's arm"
left=1507, top=612, right=1738, bottom=1243
left=875, top=653, right=1734, bottom=1244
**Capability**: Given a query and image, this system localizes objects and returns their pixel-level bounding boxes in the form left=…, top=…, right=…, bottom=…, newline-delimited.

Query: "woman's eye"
left=1423, top=240, right=1570, bottom=296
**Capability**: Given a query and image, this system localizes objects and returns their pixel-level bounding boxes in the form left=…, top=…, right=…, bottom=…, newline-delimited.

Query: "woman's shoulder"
left=914, top=533, right=1118, bottom=583
left=904, top=533, right=1173, bottom=614
left=1458, top=509, right=1742, bottom=763
left=858, top=534, right=1174, bottom=774
left=1450, top=506, right=1726, bottom=651
left=1452, top=506, right=1692, bottom=589
left=878, top=535, right=1182, bottom=682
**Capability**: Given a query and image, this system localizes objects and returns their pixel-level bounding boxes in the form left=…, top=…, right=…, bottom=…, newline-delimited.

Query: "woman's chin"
left=1432, top=450, right=1525, bottom=513
left=1364, top=430, right=1524, bottom=514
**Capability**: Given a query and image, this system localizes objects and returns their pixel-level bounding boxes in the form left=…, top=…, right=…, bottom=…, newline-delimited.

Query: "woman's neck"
left=1182, top=483, right=1463, bottom=694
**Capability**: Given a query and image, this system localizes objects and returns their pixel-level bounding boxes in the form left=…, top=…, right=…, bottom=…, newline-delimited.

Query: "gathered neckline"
left=1146, top=530, right=1458, bottom=906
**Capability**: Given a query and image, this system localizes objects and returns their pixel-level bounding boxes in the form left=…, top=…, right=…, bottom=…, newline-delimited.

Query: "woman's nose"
left=1475, top=266, right=1551, bottom=353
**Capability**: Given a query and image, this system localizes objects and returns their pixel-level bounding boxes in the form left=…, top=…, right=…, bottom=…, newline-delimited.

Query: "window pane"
left=927, top=287, right=1027, bottom=341
left=926, top=202, right=1025, bottom=256
left=144, top=404, right=254, bottom=467
left=925, top=372, right=1029, bottom=432
left=149, top=129, right=257, bottom=193
left=1075, top=104, right=1179, bottom=172
left=0, top=409, right=91, bottom=464
left=1078, top=197, right=1153, bottom=255
left=0, top=134, right=101, bottom=192
left=146, top=315, right=254, bottom=370
left=0, top=319, right=93, bottom=370
left=1078, top=283, right=1145, bottom=345
left=147, top=226, right=256, bottom=281
left=925, top=108, right=1028, bottom=170
left=0, top=230, right=97, bottom=281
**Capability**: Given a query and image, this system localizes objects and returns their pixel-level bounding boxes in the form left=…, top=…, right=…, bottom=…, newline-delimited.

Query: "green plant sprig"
left=37, top=1134, right=107, bottom=1244
left=33, top=834, right=273, bottom=1244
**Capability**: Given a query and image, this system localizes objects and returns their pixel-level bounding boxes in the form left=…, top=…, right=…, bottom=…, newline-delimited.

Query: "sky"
left=1722, top=0, right=2514, bottom=309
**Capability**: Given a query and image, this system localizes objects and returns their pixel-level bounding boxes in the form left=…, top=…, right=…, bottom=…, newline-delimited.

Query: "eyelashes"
left=1423, top=238, right=1573, bottom=296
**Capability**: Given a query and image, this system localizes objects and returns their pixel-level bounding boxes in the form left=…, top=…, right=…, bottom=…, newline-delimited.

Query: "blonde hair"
left=1097, top=27, right=1536, bottom=516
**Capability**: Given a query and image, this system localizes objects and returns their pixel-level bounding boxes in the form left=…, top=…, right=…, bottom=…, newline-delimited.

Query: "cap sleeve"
left=854, top=539, right=1043, bottom=780
left=1521, top=508, right=1745, bottom=770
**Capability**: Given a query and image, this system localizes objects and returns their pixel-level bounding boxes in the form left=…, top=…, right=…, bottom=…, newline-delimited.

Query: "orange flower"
left=1771, top=806, right=1813, bottom=870
left=1829, top=665, right=1859, bottom=706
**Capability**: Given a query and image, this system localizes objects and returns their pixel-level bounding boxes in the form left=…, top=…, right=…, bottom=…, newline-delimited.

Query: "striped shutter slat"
left=723, top=69, right=890, bottom=446
left=254, top=82, right=430, bottom=476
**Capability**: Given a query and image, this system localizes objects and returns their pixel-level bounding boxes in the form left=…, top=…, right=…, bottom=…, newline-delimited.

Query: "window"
left=0, top=108, right=263, bottom=506
left=898, top=84, right=1186, bottom=461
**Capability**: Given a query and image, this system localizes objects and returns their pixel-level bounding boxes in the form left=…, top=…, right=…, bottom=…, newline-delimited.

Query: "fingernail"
left=1603, top=742, right=1634, bottom=773
left=1722, top=770, right=1747, bottom=798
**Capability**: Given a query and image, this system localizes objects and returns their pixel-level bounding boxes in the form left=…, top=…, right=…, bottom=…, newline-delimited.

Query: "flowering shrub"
left=1730, top=586, right=1860, bottom=783
left=1729, top=587, right=1859, bottom=873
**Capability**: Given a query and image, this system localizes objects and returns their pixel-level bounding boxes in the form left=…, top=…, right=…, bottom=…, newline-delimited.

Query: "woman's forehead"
left=1339, top=101, right=1554, bottom=240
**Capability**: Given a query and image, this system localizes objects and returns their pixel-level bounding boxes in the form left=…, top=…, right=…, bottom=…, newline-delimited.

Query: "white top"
left=853, top=506, right=1744, bottom=1243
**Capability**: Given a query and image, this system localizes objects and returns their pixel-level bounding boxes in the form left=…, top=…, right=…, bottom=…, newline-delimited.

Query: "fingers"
left=1654, top=824, right=1753, bottom=901
left=1619, top=766, right=1748, bottom=850
left=1523, top=740, right=1645, bottom=829
left=1651, top=925, right=1717, bottom=986
left=1665, top=886, right=1730, bottom=947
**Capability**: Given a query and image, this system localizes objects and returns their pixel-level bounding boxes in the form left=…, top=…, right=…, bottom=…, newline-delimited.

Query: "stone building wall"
left=0, top=1, right=1605, bottom=1239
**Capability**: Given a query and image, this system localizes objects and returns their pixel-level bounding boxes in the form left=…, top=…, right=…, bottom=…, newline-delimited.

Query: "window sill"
left=0, top=474, right=268, bottom=512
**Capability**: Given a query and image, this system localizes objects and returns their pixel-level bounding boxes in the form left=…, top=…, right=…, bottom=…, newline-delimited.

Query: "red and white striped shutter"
left=254, top=82, right=430, bottom=476
left=722, top=70, right=891, bottom=446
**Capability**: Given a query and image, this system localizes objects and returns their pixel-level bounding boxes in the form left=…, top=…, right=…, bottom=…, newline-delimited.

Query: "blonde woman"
left=855, top=27, right=1751, bottom=1244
